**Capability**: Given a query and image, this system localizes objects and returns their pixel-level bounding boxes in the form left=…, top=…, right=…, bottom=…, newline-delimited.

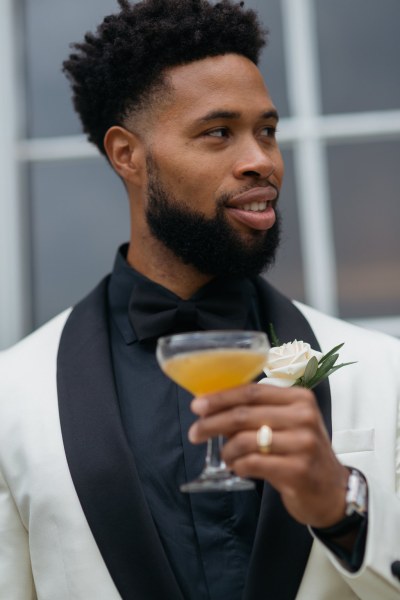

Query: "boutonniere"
left=260, top=326, right=355, bottom=389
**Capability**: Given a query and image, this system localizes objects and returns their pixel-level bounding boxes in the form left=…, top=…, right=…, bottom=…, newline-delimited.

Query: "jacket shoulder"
left=295, top=300, right=400, bottom=368
left=0, top=309, right=72, bottom=386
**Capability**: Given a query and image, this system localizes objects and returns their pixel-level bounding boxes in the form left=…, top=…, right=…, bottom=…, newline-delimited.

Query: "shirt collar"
left=107, top=243, right=258, bottom=345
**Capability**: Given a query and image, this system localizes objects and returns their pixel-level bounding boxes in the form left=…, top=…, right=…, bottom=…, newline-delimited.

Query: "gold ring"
left=256, top=425, right=273, bottom=454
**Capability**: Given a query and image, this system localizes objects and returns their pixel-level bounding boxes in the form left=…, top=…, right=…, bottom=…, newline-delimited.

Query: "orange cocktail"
left=156, top=330, right=269, bottom=492
left=162, top=348, right=267, bottom=395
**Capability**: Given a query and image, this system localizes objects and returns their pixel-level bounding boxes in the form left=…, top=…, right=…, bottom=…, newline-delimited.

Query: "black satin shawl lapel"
left=253, top=277, right=332, bottom=437
left=57, top=277, right=184, bottom=600
left=243, top=277, right=332, bottom=600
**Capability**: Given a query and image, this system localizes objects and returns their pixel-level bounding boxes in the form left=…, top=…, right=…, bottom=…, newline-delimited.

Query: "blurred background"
left=1, top=0, right=399, bottom=350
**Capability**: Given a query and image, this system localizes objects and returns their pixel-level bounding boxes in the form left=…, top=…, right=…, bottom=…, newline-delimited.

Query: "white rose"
left=259, top=340, right=323, bottom=387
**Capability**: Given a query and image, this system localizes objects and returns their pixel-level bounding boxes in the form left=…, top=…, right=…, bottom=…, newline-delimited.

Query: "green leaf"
left=302, top=356, right=319, bottom=384
left=307, top=361, right=357, bottom=389
left=315, top=354, right=339, bottom=379
left=268, top=323, right=281, bottom=347
left=319, top=343, right=344, bottom=365
left=325, top=361, right=357, bottom=376
left=289, top=341, right=356, bottom=390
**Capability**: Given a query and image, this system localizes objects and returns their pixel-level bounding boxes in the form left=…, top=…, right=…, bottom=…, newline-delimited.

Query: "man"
left=0, top=0, right=400, bottom=598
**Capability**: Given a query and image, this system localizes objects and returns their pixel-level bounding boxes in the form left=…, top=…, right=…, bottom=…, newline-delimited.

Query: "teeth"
left=242, top=201, right=268, bottom=212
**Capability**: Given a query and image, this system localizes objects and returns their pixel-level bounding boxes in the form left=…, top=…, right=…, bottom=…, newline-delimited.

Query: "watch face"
left=345, top=469, right=368, bottom=516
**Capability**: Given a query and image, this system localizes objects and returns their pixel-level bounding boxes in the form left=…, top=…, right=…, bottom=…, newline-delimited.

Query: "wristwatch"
left=312, top=467, right=368, bottom=541
left=312, top=467, right=368, bottom=571
left=345, top=468, right=368, bottom=517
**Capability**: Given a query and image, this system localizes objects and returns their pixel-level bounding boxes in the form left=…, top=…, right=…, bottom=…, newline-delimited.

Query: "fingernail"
left=188, top=424, right=198, bottom=443
left=191, top=397, right=209, bottom=415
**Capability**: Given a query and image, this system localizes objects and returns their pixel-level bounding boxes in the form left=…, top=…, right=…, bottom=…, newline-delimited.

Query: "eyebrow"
left=197, top=109, right=280, bottom=123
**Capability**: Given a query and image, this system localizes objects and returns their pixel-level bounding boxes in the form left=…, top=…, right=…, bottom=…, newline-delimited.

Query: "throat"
left=126, top=239, right=214, bottom=299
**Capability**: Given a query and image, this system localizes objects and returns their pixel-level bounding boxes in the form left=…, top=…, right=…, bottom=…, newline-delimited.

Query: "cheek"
left=162, top=161, right=220, bottom=207
left=150, top=140, right=226, bottom=211
left=157, top=153, right=194, bottom=186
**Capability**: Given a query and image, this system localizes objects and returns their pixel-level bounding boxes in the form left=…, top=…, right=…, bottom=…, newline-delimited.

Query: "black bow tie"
left=128, top=277, right=251, bottom=342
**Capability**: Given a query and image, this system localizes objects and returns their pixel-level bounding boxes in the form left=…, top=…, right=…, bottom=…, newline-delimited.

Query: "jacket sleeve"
left=295, top=300, right=400, bottom=598
left=0, top=466, right=36, bottom=600
left=310, top=475, right=400, bottom=599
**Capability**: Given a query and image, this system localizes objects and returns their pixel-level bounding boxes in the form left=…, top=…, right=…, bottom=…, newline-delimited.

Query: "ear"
left=103, top=126, right=146, bottom=187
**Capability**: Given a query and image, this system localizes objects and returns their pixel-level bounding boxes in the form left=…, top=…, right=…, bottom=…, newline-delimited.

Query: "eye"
left=204, top=127, right=230, bottom=138
left=260, top=125, right=277, bottom=139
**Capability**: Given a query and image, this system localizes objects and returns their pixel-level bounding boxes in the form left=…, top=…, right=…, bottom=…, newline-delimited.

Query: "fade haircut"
left=62, top=0, right=267, bottom=156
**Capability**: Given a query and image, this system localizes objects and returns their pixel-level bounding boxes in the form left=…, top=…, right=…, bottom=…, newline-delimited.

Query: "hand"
left=188, top=383, right=349, bottom=528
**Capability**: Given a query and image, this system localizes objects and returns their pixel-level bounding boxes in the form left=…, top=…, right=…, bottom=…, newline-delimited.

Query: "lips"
left=225, top=186, right=278, bottom=231
left=228, top=186, right=278, bottom=208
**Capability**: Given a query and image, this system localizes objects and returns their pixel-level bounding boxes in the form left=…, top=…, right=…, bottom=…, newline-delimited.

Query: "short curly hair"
left=62, top=0, right=267, bottom=155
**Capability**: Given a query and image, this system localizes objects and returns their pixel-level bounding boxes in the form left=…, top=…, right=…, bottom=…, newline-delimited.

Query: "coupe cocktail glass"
left=156, top=330, right=269, bottom=492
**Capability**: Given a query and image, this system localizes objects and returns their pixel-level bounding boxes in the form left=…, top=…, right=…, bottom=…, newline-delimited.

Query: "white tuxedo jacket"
left=1, top=277, right=400, bottom=599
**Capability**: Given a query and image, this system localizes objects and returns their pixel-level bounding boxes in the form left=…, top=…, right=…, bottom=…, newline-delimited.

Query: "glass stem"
left=205, top=435, right=226, bottom=470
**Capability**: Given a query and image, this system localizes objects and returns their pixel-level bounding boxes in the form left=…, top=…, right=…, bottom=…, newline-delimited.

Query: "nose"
left=232, top=139, right=278, bottom=180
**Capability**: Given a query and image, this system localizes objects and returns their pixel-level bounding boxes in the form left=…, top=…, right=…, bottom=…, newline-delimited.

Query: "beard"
left=145, top=155, right=281, bottom=278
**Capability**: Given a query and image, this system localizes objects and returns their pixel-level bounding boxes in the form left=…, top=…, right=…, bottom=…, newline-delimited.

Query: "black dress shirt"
left=106, top=246, right=366, bottom=598
left=107, top=247, right=264, bottom=600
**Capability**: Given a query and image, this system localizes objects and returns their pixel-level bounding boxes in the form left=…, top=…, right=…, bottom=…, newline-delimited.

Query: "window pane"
left=316, top=0, right=400, bottom=114
left=30, top=158, right=129, bottom=327
left=23, top=0, right=289, bottom=140
left=250, top=0, right=290, bottom=117
left=23, top=0, right=118, bottom=138
left=267, top=149, right=305, bottom=302
left=327, top=140, right=400, bottom=318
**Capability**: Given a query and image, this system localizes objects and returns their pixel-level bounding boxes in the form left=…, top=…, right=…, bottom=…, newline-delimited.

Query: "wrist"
left=313, top=467, right=368, bottom=529
left=309, top=466, right=368, bottom=529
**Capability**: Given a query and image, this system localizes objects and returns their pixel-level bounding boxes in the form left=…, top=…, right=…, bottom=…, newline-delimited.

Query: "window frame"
left=1, top=0, right=400, bottom=348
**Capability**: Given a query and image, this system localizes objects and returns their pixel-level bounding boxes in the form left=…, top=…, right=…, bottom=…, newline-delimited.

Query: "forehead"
left=157, top=53, right=276, bottom=124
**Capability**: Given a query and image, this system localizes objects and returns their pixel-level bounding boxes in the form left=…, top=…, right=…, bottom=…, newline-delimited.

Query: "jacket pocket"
left=332, top=428, right=375, bottom=454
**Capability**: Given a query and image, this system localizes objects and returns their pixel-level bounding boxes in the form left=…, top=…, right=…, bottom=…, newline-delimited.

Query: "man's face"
left=141, top=53, right=284, bottom=276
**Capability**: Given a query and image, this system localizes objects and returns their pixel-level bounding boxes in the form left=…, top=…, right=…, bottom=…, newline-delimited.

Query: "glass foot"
left=180, top=468, right=255, bottom=493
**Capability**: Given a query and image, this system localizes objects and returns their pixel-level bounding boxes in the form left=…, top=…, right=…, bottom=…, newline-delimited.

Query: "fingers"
left=189, top=404, right=294, bottom=442
left=226, top=452, right=300, bottom=486
left=186, top=380, right=348, bottom=526
left=220, top=429, right=315, bottom=464
left=191, top=383, right=311, bottom=417
left=228, top=449, right=349, bottom=528
left=189, top=388, right=320, bottom=444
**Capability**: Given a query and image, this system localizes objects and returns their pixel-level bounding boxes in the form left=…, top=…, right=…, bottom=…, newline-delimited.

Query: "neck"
left=126, top=236, right=214, bottom=299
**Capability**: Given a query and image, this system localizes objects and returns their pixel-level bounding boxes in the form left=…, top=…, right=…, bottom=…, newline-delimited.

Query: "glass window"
left=23, top=0, right=118, bottom=138
left=316, top=0, right=400, bottom=114
left=250, top=0, right=290, bottom=117
left=266, top=149, right=305, bottom=302
left=29, top=158, right=129, bottom=327
left=327, top=139, right=400, bottom=319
